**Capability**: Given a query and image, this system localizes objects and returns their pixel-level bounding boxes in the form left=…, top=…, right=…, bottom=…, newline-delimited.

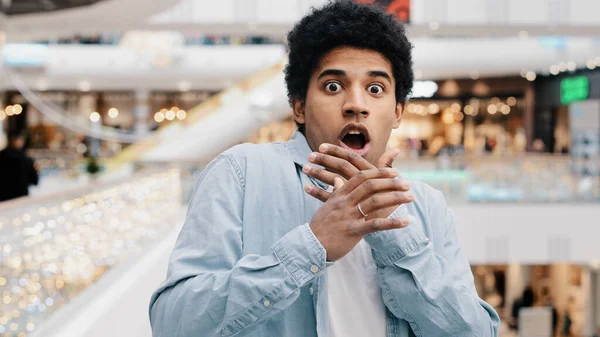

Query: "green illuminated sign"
left=561, top=76, right=589, bottom=105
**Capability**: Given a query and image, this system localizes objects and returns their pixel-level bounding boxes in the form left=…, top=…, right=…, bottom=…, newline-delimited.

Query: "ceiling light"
left=78, top=80, right=91, bottom=92
left=507, top=97, right=517, bottom=106
left=518, top=31, right=529, bottom=40
left=154, top=112, right=165, bottom=123
left=428, top=103, right=440, bottom=114
left=469, top=72, right=480, bottom=80
left=429, top=21, right=440, bottom=31
left=178, top=81, right=191, bottom=92
left=108, top=108, right=119, bottom=119
left=567, top=61, right=577, bottom=71
left=526, top=71, right=537, bottom=81
left=520, top=69, right=528, bottom=78
left=13, top=104, right=23, bottom=115
left=487, top=105, right=498, bottom=114
left=464, top=105, right=474, bottom=115
left=36, top=78, right=49, bottom=91
left=587, top=60, right=597, bottom=70
left=176, top=110, right=187, bottom=120
left=165, top=110, right=176, bottom=121
left=558, top=62, right=567, bottom=72
left=501, top=105, right=511, bottom=115
left=89, top=112, right=100, bottom=123
left=550, top=65, right=560, bottom=75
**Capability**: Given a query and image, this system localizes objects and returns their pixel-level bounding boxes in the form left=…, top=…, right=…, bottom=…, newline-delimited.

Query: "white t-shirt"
left=327, top=239, right=387, bottom=337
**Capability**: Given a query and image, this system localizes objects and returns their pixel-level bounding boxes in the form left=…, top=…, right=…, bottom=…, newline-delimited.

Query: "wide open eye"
left=367, top=84, right=384, bottom=94
left=325, top=82, right=342, bottom=93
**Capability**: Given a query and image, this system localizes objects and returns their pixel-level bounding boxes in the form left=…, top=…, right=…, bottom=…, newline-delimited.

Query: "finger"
left=308, top=152, right=360, bottom=180
left=333, top=176, right=345, bottom=191
left=358, top=191, right=415, bottom=215
left=347, top=178, right=411, bottom=204
left=377, top=149, right=400, bottom=168
left=319, top=143, right=374, bottom=171
left=302, top=163, right=345, bottom=187
left=355, top=217, right=410, bottom=236
left=304, top=184, right=331, bottom=203
left=342, top=168, right=399, bottom=195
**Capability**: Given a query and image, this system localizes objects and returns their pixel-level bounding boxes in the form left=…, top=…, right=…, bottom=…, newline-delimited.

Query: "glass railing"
left=136, top=154, right=600, bottom=204
left=395, top=154, right=600, bottom=203
left=0, top=169, right=182, bottom=337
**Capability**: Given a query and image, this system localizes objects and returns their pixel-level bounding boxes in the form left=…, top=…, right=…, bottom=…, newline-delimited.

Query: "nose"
left=342, top=86, right=370, bottom=118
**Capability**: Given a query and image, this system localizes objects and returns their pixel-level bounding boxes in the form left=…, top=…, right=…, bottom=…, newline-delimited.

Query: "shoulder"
left=221, top=141, right=289, bottom=169
left=401, top=177, right=452, bottom=239
left=404, top=178, right=447, bottom=209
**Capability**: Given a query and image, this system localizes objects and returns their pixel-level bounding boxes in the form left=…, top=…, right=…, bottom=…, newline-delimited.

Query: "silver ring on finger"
left=357, top=203, right=368, bottom=217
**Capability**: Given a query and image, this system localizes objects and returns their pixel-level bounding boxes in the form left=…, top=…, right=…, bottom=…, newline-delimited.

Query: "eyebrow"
left=317, top=69, right=346, bottom=80
left=317, top=69, right=392, bottom=83
left=368, top=70, right=392, bottom=83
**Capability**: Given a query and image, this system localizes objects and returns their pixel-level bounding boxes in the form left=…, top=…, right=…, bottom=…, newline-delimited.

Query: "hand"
left=302, top=144, right=411, bottom=219
left=305, top=168, right=413, bottom=261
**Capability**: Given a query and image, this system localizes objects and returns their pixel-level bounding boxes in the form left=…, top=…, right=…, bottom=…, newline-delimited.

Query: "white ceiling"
left=1, top=36, right=599, bottom=91
left=1, top=0, right=600, bottom=92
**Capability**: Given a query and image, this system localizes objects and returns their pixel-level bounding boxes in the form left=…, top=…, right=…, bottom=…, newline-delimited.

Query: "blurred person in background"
left=0, top=132, right=39, bottom=202
left=149, top=1, right=499, bottom=337
left=540, top=287, right=558, bottom=337
left=509, top=286, right=535, bottom=332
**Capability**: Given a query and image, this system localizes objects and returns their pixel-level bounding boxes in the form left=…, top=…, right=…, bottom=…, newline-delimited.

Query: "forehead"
left=314, top=46, right=393, bottom=76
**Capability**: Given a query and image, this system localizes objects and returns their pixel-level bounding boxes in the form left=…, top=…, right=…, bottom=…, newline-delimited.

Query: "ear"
left=393, top=102, right=403, bottom=128
left=292, top=98, right=306, bottom=125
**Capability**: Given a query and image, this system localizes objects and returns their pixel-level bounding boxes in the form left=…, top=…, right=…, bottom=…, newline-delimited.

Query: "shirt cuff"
left=363, top=205, right=429, bottom=267
left=271, top=224, right=327, bottom=287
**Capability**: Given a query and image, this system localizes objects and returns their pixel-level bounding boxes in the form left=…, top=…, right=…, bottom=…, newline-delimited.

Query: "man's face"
left=293, top=46, right=403, bottom=165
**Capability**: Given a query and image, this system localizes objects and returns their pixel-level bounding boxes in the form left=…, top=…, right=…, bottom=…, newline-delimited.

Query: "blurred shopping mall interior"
left=0, top=0, right=600, bottom=336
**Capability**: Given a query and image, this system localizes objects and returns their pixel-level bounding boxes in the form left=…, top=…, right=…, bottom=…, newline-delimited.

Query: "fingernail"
left=308, top=153, right=317, bottom=161
left=319, top=144, right=328, bottom=152
left=303, top=164, right=312, bottom=172
left=305, top=184, right=313, bottom=192
left=400, top=218, right=411, bottom=226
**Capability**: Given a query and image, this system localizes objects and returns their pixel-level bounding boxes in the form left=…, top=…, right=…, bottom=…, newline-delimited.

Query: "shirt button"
left=309, top=287, right=314, bottom=295
left=263, top=300, right=271, bottom=307
left=310, top=265, right=319, bottom=273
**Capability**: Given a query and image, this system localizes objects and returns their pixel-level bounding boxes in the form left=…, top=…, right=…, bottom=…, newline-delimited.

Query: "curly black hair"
left=284, top=0, right=414, bottom=108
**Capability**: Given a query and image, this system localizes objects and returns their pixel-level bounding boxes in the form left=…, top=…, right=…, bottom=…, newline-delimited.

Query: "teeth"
left=348, top=131, right=361, bottom=135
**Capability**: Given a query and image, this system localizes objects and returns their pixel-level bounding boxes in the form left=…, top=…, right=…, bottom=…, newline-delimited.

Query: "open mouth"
left=342, top=132, right=367, bottom=150
left=339, top=123, right=371, bottom=155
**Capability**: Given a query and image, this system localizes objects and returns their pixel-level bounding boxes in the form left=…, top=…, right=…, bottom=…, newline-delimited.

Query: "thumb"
left=378, top=149, right=400, bottom=168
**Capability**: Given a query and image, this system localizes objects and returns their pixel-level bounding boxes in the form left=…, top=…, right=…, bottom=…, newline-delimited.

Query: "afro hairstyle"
left=284, top=0, right=414, bottom=110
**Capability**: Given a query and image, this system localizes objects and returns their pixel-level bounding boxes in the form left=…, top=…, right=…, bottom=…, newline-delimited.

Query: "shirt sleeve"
left=363, top=190, right=500, bottom=337
left=148, top=154, right=327, bottom=337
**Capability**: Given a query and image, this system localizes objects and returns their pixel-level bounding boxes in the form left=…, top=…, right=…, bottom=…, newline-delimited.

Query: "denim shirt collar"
left=285, top=129, right=314, bottom=167
left=285, top=130, right=330, bottom=190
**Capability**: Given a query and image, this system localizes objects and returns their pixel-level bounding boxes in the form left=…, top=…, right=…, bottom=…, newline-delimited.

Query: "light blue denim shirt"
left=149, top=130, right=500, bottom=337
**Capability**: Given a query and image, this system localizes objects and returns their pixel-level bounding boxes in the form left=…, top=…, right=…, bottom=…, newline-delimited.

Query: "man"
left=149, top=1, right=500, bottom=336
left=0, top=133, right=39, bottom=202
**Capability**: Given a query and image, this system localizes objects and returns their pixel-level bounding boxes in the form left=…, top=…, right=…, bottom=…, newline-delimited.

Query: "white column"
left=592, top=269, right=600, bottom=335
left=581, top=268, right=594, bottom=337
left=133, top=90, right=150, bottom=136
left=505, top=264, right=532, bottom=313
